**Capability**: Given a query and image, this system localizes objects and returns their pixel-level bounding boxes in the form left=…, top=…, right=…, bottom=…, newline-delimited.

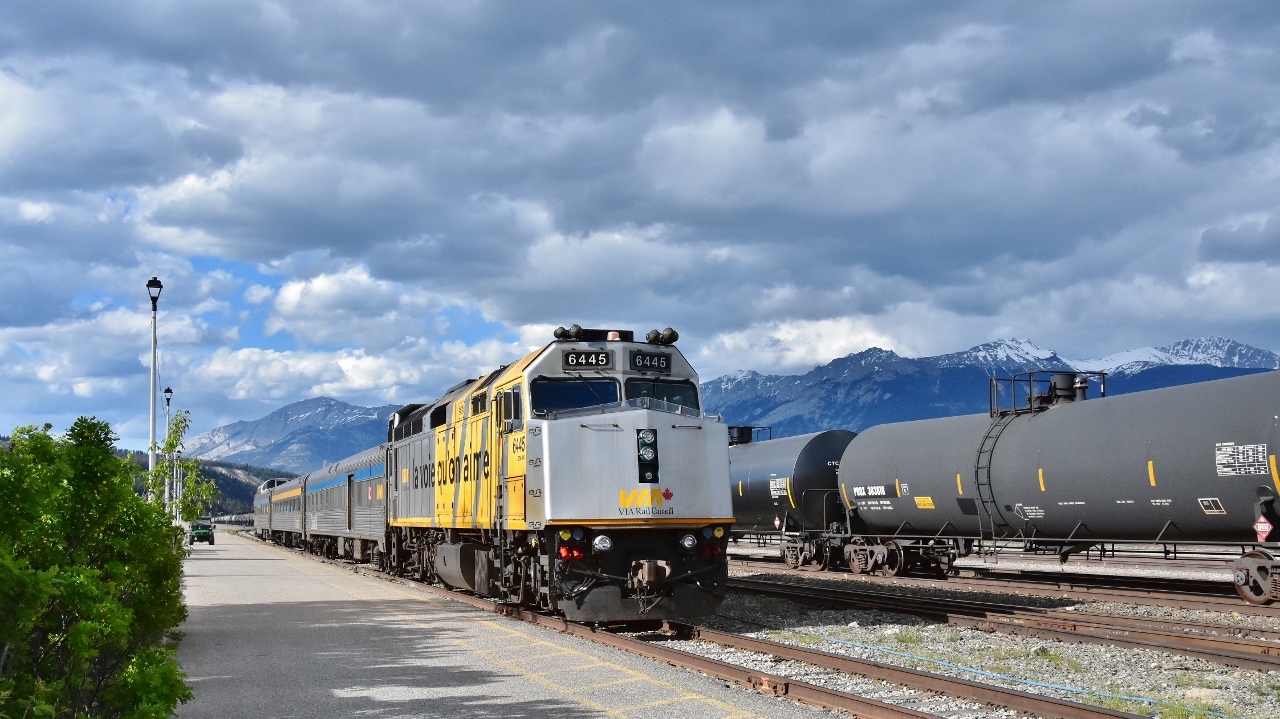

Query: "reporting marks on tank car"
left=1215, top=442, right=1270, bottom=475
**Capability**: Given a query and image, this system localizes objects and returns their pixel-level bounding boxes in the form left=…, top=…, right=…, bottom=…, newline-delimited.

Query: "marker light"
left=572, top=527, right=585, bottom=541
left=592, top=534, right=613, bottom=553
left=713, top=526, right=725, bottom=538
left=679, top=534, right=697, bottom=549
left=559, top=529, right=572, bottom=541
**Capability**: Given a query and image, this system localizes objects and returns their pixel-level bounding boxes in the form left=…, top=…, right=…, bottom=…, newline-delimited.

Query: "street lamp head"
left=146, top=276, right=163, bottom=309
left=164, top=387, right=173, bottom=405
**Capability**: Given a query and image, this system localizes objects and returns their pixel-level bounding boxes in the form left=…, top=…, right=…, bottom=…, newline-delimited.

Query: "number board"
left=629, top=350, right=672, bottom=373
left=562, top=350, right=613, bottom=369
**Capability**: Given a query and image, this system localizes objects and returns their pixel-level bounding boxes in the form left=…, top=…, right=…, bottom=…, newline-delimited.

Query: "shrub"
left=0, top=418, right=190, bottom=719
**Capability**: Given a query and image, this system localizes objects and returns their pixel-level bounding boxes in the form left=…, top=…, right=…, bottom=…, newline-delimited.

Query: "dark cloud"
left=1, top=1, right=1280, bottom=445
left=1200, top=216, right=1280, bottom=263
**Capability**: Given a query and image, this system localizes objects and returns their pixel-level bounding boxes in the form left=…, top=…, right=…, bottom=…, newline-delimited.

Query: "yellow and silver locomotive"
left=385, top=326, right=733, bottom=621
left=253, top=326, right=734, bottom=621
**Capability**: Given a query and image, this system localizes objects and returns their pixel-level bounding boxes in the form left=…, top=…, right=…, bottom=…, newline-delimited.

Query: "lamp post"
left=163, top=386, right=173, bottom=515
left=146, top=277, right=163, bottom=473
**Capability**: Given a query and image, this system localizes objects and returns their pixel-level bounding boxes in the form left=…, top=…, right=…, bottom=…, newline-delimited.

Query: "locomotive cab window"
left=625, top=378, right=700, bottom=410
left=530, top=378, right=619, bottom=414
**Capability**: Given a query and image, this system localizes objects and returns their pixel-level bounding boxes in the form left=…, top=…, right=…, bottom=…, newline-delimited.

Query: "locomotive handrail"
left=540, top=396, right=713, bottom=421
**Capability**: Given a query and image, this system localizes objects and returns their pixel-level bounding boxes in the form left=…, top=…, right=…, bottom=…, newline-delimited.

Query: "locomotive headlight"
left=679, top=534, right=697, bottom=550
left=592, top=534, right=613, bottom=553
left=638, top=447, right=656, bottom=462
left=638, top=429, right=655, bottom=443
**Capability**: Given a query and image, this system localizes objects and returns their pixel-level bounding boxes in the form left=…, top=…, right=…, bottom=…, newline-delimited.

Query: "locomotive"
left=728, top=369, right=1280, bottom=604
left=254, top=326, right=734, bottom=621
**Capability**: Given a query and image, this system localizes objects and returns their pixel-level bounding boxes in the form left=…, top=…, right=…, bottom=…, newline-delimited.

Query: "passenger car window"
left=625, top=379, right=700, bottom=410
left=530, top=378, right=619, bottom=413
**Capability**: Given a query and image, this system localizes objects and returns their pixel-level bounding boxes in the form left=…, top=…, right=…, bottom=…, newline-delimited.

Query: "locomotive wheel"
left=882, top=541, right=905, bottom=577
left=1235, top=551, right=1275, bottom=605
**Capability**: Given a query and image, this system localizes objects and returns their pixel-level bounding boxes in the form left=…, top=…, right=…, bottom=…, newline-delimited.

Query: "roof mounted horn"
left=646, top=327, right=679, bottom=345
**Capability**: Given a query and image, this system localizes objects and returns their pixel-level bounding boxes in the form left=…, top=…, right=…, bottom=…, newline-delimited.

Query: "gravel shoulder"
left=711, top=572, right=1280, bottom=719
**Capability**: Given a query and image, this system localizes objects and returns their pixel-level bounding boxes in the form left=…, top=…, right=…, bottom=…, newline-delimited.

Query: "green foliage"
left=0, top=418, right=191, bottom=719
left=145, top=411, right=218, bottom=523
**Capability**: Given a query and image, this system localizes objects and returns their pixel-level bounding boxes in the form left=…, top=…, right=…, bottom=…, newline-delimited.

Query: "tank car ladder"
left=973, top=411, right=1017, bottom=550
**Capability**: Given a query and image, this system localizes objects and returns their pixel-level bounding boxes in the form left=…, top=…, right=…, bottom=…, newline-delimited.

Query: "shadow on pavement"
left=178, top=599, right=600, bottom=718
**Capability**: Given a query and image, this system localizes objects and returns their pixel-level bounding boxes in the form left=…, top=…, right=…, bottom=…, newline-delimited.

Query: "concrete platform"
left=178, top=528, right=830, bottom=718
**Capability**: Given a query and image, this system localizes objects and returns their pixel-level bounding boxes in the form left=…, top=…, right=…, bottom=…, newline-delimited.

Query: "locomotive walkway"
left=176, top=528, right=828, bottom=719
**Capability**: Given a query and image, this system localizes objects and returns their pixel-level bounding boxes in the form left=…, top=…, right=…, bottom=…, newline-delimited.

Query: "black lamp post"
left=163, top=386, right=174, bottom=515
left=147, top=277, right=163, bottom=473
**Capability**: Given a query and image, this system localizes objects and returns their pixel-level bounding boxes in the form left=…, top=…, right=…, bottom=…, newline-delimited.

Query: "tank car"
left=832, top=370, right=1280, bottom=603
left=728, top=429, right=857, bottom=569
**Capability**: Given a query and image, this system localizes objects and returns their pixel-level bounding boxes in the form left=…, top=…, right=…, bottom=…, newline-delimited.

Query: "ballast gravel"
left=708, top=575, right=1280, bottom=718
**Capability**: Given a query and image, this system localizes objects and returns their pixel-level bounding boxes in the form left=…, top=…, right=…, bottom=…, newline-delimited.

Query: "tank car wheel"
left=802, top=543, right=831, bottom=571
left=1234, top=551, right=1275, bottom=605
left=782, top=543, right=803, bottom=569
left=881, top=541, right=905, bottom=577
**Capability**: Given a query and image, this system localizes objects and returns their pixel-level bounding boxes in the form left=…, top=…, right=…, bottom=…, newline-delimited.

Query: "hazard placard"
left=1255, top=517, right=1274, bottom=543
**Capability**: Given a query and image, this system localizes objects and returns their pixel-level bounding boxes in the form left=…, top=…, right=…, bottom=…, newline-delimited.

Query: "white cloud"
left=244, top=284, right=273, bottom=304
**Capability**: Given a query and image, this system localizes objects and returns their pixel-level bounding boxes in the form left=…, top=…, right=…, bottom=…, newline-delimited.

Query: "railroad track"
left=729, top=556, right=1280, bottom=617
left=729, top=576, right=1280, bottom=671
left=240, top=533, right=1145, bottom=719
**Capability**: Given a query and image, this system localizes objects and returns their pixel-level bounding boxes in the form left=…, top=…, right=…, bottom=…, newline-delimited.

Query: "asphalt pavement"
left=177, top=528, right=831, bottom=718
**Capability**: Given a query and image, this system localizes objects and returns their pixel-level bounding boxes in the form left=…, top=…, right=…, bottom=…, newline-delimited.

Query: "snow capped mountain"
left=925, top=338, right=1069, bottom=373
left=185, top=396, right=398, bottom=473
left=1065, top=337, right=1280, bottom=374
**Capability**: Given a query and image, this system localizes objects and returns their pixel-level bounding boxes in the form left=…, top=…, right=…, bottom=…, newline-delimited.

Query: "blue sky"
left=1, top=1, right=1279, bottom=448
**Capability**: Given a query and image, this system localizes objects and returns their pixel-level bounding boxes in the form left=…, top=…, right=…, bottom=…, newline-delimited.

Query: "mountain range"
left=184, top=397, right=398, bottom=474
left=702, top=336, right=1278, bottom=438
left=184, top=336, right=1277, bottom=472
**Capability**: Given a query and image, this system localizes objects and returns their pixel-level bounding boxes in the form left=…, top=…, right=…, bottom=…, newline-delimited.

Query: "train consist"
left=728, top=370, right=1280, bottom=604
left=254, top=326, right=734, bottom=621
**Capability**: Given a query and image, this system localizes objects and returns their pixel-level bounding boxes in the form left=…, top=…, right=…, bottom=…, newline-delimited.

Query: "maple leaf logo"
left=661, top=488, right=673, bottom=501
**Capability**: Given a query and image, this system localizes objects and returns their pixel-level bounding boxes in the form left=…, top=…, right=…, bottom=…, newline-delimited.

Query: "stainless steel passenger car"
left=302, top=446, right=388, bottom=561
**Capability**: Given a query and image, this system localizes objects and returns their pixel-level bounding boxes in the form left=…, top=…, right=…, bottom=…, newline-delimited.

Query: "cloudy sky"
left=2, top=1, right=1278, bottom=447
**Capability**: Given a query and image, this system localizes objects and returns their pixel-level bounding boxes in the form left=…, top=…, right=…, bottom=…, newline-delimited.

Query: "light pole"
left=147, top=277, right=163, bottom=473
left=163, top=386, right=173, bottom=515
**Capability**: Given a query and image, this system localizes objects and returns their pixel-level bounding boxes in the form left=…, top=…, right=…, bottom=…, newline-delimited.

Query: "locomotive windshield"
left=625, top=379, right=700, bottom=411
left=531, top=378, right=620, bottom=413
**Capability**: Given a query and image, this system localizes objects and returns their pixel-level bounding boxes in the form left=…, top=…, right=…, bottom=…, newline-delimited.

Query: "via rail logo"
left=618, top=488, right=675, bottom=516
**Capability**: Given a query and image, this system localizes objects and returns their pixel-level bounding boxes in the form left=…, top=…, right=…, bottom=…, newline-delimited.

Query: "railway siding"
left=713, top=577, right=1280, bottom=718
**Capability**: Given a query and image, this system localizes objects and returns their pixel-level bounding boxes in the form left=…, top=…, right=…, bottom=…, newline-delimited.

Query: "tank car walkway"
left=177, top=528, right=828, bottom=719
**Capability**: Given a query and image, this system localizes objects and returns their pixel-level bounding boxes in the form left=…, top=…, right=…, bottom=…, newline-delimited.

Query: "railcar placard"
left=562, top=350, right=613, bottom=369
left=629, top=350, right=673, bottom=373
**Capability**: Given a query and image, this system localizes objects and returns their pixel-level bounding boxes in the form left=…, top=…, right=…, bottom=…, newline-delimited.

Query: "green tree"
left=145, top=411, right=218, bottom=523
left=0, top=418, right=191, bottom=719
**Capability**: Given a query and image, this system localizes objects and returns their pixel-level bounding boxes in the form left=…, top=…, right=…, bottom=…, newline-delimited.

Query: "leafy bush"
left=0, top=418, right=190, bottom=719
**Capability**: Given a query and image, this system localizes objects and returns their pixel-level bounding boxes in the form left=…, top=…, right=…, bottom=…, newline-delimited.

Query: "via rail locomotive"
left=728, top=369, right=1280, bottom=604
left=255, top=326, right=734, bottom=621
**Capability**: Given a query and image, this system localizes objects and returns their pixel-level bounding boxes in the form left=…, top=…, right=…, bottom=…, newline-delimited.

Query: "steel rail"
left=729, top=577, right=1280, bottom=670
left=730, top=557, right=1280, bottom=617
left=666, top=623, right=1144, bottom=719
left=245, top=533, right=1142, bottom=719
